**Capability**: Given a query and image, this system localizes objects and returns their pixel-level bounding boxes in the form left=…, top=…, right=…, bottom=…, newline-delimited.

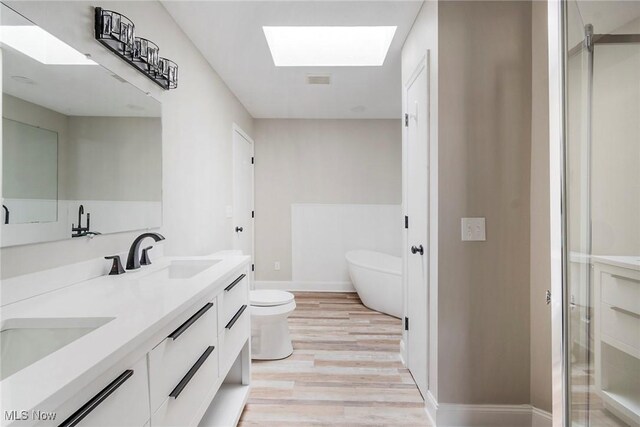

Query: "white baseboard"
left=531, top=407, right=552, bottom=427
left=425, top=391, right=438, bottom=426
left=437, top=403, right=532, bottom=426
left=399, top=338, right=407, bottom=366
left=254, top=280, right=355, bottom=292
left=424, top=398, right=552, bottom=427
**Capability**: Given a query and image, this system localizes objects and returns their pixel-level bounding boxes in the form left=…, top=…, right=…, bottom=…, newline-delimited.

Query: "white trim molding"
left=532, top=407, right=553, bottom=427
left=253, top=280, right=354, bottom=292
left=424, top=398, right=552, bottom=427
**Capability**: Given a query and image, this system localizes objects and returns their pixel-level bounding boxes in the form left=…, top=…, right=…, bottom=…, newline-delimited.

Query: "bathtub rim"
left=345, top=250, right=401, bottom=277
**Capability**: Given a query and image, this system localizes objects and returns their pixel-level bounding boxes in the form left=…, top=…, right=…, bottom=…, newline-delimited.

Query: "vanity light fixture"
left=94, top=7, right=178, bottom=90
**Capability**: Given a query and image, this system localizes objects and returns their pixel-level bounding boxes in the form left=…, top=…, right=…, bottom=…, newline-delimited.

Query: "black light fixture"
left=94, top=7, right=178, bottom=90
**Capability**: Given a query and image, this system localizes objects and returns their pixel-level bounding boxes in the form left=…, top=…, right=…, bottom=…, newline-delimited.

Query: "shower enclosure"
left=551, top=1, right=640, bottom=426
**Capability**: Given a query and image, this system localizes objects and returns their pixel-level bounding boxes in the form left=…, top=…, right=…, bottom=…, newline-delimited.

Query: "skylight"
left=263, top=26, right=396, bottom=67
left=0, top=26, right=97, bottom=65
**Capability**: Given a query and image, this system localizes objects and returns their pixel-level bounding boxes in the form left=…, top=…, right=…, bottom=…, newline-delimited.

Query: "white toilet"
left=250, top=290, right=296, bottom=360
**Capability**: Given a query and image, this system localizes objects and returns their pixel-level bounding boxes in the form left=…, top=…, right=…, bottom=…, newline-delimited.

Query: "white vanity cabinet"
left=217, top=274, right=250, bottom=373
left=53, top=356, right=151, bottom=427
left=150, top=271, right=251, bottom=427
left=148, top=300, right=218, bottom=413
left=47, top=265, right=251, bottom=427
left=594, top=259, right=640, bottom=426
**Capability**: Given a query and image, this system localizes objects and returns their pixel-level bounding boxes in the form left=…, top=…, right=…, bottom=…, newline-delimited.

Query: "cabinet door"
left=151, top=346, right=219, bottom=427
left=56, top=356, right=150, bottom=427
left=148, top=300, right=217, bottom=412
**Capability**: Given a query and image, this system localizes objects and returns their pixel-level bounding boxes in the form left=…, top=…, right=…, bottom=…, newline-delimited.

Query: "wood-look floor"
left=239, top=292, right=431, bottom=426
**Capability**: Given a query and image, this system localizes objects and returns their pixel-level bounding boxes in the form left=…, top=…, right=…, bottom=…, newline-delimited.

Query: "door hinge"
left=251, top=157, right=254, bottom=164
left=251, top=264, right=255, bottom=272
left=404, top=215, right=409, bottom=229
left=404, top=317, right=409, bottom=331
left=404, top=113, right=409, bottom=127
left=251, top=210, right=254, bottom=218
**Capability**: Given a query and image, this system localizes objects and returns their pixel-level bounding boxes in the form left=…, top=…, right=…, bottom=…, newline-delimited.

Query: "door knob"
left=235, top=226, right=244, bottom=233
left=410, top=245, right=424, bottom=255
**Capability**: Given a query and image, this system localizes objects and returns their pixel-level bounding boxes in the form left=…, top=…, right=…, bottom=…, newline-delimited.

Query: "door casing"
left=232, top=123, right=255, bottom=282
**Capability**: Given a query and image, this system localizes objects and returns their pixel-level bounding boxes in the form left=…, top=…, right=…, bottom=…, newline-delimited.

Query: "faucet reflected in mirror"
left=2, top=204, right=8, bottom=224
left=71, top=204, right=101, bottom=237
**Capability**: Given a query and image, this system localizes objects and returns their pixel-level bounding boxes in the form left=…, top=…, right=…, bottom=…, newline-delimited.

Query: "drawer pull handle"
left=169, top=346, right=215, bottom=399
left=225, top=274, right=246, bottom=292
left=610, top=274, right=640, bottom=284
left=168, top=302, right=214, bottom=340
left=611, top=306, right=640, bottom=319
left=225, top=305, right=247, bottom=330
left=58, top=370, right=133, bottom=427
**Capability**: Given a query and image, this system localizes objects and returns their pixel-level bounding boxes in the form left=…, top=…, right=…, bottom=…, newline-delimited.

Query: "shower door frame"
left=549, top=1, right=640, bottom=426
left=548, top=1, right=568, bottom=426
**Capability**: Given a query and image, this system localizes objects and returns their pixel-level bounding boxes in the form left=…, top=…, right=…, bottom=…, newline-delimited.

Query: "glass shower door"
left=563, top=1, right=640, bottom=426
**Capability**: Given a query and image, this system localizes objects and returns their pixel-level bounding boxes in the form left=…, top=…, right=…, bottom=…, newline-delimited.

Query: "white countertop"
left=591, top=255, right=640, bottom=270
left=569, top=252, right=640, bottom=270
left=0, top=253, right=250, bottom=423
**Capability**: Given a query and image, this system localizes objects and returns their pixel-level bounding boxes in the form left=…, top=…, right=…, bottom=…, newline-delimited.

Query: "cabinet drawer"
left=219, top=304, right=250, bottom=374
left=217, top=273, right=249, bottom=334
left=150, top=346, right=219, bottom=427
left=149, top=301, right=217, bottom=412
left=601, top=272, right=640, bottom=314
left=601, top=302, right=640, bottom=355
left=57, top=356, right=149, bottom=427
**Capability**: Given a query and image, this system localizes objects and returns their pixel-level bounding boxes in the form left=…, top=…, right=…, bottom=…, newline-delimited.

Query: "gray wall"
left=437, top=0, right=532, bottom=404
left=3, top=115, right=58, bottom=201
left=1, top=1, right=253, bottom=278
left=530, top=0, right=552, bottom=413
left=254, top=119, right=402, bottom=281
left=2, top=94, right=68, bottom=200
left=66, top=116, right=162, bottom=202
left=403, top=0, right=538, bottom=407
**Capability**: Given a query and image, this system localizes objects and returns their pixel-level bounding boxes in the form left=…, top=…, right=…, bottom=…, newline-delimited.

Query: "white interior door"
left=232, top=126, right=254, bottom=265
left=405, top=57, right=429, bottom=398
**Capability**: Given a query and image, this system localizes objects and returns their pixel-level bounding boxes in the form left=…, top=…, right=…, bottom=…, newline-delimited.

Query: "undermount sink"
left=141, top=259, right=220, bottom=281
left=0, top=317, right=114, bottom=380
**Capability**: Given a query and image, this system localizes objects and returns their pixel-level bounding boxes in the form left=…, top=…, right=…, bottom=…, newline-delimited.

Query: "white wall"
left=0, top=1, right=253, bottom=278
left=253, top=119, right=402, bottom=284
left=591, top=18, right=640, bottom=256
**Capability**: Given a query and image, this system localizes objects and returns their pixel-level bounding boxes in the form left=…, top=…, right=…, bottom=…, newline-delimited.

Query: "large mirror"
left=1, top=4, right=162, bottom=247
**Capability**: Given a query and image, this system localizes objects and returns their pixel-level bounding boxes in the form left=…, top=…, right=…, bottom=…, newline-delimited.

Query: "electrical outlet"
left=461, top=217, right=486, bottom=241
left=274, top=261, right=281, bottom=271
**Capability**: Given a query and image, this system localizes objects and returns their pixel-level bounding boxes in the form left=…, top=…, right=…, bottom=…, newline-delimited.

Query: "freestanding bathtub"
left=345, top=250, right=402, bottom=318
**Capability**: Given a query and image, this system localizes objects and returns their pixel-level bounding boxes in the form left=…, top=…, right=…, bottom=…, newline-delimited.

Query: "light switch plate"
left=461, top=217, right=486, bottom=241
left=225, top=205, right=233, bottom=218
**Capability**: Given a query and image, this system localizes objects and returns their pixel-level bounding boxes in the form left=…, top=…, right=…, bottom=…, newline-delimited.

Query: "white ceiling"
left=162, top=1, right=423, bottom=119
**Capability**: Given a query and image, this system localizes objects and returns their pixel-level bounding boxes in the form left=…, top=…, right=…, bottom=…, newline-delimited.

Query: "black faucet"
left=126, top=232, right=165, bottom=270
left=2, top=205, right=8, bottom=224
left=72, top=205, right=90, bottom=237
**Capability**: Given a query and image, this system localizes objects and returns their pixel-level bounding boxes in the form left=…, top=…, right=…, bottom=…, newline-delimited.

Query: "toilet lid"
left=250, top=290, right=295, bottom=307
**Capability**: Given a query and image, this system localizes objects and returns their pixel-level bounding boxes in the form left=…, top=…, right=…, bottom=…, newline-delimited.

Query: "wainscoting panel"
left=291, top=203, right=402, bottom=285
